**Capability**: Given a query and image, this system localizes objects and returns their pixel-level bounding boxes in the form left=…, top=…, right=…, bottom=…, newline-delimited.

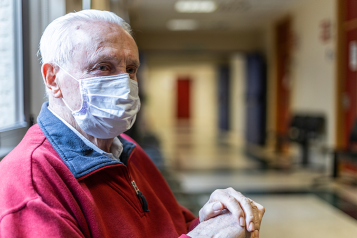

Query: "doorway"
left=176, top=77, right=191, bottom=119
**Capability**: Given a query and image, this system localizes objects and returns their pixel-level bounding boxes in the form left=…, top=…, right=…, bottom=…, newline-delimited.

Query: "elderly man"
left=0, top=10, right=264, bottom=238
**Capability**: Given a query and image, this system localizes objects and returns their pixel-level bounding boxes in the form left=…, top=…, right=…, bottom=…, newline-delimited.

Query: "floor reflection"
left=139, top=123, right=357, bottom=237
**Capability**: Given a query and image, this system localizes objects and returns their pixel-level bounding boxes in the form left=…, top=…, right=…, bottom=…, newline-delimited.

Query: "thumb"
left=199, top=202, right=223, bottom=222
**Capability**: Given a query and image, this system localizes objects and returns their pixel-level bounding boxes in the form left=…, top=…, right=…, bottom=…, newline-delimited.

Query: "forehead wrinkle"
left=85, top=43, right=137, bottom=69
left=66, top=24, right=98, bottom=70
left=81, top=34, right=122, bottom=68
left=87, top=23, right=123, bottom=45
left=68, top=21, right=138, bottom=72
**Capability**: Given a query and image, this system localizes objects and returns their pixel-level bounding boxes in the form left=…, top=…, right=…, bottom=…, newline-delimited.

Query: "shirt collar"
left=47, top=106, right=123, bottom=161
left=37, top=102, right=136, bottom=179
left=111, top=137, right=123, bottom=160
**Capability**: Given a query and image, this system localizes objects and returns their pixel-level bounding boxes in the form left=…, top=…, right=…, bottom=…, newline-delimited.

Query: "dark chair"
left=333, top=119, right=357, bottom=178
left=288, top=114, right=325, bottom=166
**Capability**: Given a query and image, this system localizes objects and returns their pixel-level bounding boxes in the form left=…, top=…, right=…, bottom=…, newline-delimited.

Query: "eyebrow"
left=86, top=55, right=119, bottom=68
left=128, top=59, right=141, bottom=68
left=86, top=54, right=140, bottom=69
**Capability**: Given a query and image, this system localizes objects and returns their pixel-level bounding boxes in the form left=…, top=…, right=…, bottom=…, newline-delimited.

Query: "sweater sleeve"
left=179, top=217, right=200, bottom=238
left=177, top=205, right=200, bottom=237
left=0, top=198, right=85, bottom=238
left=180, top=205, right=200, bottom=232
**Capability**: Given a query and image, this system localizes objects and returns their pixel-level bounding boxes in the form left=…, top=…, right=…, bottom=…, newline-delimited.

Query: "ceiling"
left=127, top=0, right=304, bottom=32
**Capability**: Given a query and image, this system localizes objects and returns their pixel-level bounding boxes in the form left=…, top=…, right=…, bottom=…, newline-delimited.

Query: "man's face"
left=58, top=21, right=140, bottom=111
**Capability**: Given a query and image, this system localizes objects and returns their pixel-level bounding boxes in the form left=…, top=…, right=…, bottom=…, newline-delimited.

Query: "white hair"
left=38, top=9, right=132, bottom=66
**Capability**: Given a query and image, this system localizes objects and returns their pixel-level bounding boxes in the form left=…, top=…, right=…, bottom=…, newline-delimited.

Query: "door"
left=245, top=54, right=267, bottom=146
left=343, top=30, right=357, bottom=147
left=218, top=65, right=230, bottom=131
left=337, top=0, right=357, bottom=148
left=176, top=78, right=191, bottom=119
left=275, top=18, right=292, bottom=152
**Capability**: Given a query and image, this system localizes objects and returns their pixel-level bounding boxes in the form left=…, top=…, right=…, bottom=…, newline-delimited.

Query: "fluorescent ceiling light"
left=167, top=19, right=199, bottom=31
left=175, top=0, right=217, bottom=13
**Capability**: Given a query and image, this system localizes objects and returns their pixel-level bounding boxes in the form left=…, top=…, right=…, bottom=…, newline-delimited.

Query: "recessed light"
left=167, top=19, right=199, bottom=31
left=175, top=0, right=217, bottom=13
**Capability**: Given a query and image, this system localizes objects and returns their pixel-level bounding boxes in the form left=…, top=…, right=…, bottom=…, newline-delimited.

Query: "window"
left=0, top=0, right=27, bottom=158
left=0, top=0, right=26, bottom=131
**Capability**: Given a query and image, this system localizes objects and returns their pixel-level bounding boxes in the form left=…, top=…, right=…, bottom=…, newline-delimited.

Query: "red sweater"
left=0, top=103, right=199, bottom=237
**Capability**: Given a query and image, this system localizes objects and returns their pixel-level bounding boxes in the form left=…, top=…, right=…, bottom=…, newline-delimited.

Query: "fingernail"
left=249, top=222, right=254, bottom=231
left=239, top=217, right=245, bottom=226
left=254, top=230, right=259, bottom=238
left=212, top=202, right=222, bottom=211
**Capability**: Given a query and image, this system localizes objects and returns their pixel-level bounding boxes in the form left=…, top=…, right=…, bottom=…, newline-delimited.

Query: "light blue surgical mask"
left=58, top=66, right=141, bottom=139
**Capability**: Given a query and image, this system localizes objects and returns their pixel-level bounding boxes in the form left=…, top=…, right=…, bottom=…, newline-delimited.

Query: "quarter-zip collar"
left=37, top=102, right=136, bottom=179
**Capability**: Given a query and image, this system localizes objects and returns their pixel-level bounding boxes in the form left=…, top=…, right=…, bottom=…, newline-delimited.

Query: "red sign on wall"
left=320, top=19, right=332, bottom=43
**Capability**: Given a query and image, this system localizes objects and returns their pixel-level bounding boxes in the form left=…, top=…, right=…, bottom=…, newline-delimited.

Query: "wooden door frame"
left=335, top=0, right=346, bottom=149
left=335, top=0, right=357, bottom=149
left=274, top=16, right=292, bottom=152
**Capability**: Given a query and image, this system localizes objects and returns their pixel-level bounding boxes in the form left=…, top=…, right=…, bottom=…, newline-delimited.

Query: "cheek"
left=71, top=87, right=83, bottom=111
left=61, top=79, right=82, bottom=110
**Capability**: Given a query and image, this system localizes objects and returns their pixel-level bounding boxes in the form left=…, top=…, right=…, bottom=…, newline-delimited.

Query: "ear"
left=42, top=63, right=62, bottom=98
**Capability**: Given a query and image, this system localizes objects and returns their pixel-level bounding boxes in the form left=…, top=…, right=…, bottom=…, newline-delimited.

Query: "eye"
left=97, top=65, right=110, bottom=71
left=126, top=67, right=137, bottom=74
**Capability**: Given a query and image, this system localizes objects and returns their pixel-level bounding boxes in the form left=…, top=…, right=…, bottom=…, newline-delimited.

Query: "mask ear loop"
left=56, top=65, right=80, bottom=82
left=53, top=62, right=80, bottom=112
left=62, top=96, right=75, bottom=112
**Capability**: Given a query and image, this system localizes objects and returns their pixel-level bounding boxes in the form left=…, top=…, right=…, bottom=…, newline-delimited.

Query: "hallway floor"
left=146, top=124, right=357, bottom=238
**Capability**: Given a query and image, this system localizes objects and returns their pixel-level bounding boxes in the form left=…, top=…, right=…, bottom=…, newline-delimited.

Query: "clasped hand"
left=189, top=188, right=265, bottom=238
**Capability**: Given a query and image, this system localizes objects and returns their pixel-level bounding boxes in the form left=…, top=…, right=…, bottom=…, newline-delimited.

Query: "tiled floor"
left=145, top=123, right=357, bottom=238
left=251, top=195, right=357, bottom=238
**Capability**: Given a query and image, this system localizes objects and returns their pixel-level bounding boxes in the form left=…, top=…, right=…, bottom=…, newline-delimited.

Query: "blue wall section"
left=245, top=54, right=267, bottom=146
left=218, top=65, right=230, bottom=131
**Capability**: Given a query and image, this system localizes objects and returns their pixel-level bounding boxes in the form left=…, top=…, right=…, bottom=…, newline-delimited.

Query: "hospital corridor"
left=1, top=0, right=357, bottom=237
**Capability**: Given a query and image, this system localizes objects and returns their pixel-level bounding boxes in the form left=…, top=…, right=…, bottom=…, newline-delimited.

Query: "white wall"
left=264, top=0, right=337, bottom=149
left=290, top=0, right=336, bottom=147
left=229, top=53, right=246, bottom=140
left=145, top=58, right=218, bottom=132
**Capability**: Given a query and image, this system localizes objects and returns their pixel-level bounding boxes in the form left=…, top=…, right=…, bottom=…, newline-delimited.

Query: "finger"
left=252, top=203, right=260, bottom=237
left=247, top=200, right=258, bottom=232
left=251, top=201, right=265, bottom=230
left=254, top=201, right=266, bottom=218
left=249, top=231, right=256, bottom=238
left=251, top=201, right=265, bottom=238
left=225, top=190, right=256, bottom=232
left=199, top=201, right=224, bottom=222
left=211, top=190, right=246, bottom=227
left=247, top=201, right=262, bottom=238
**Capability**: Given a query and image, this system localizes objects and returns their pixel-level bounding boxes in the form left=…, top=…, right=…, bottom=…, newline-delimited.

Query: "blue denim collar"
left=37, top=102, right=136, bottom=179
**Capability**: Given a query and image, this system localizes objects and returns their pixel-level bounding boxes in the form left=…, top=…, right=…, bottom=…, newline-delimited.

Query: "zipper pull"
left=131, top=180, right=150, bottom=212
